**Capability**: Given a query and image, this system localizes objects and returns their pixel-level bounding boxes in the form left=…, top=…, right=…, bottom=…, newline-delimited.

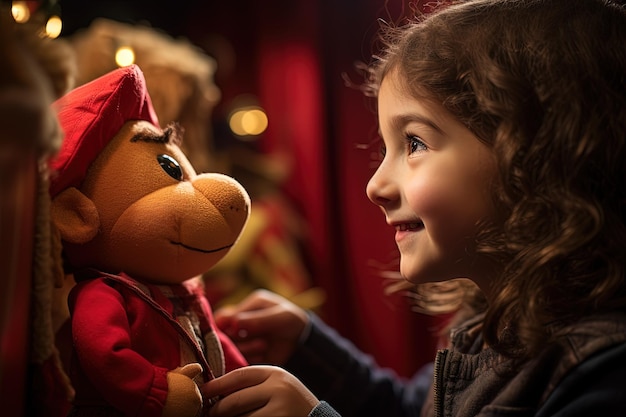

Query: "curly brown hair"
left=367, top=0, right=626, bottom=359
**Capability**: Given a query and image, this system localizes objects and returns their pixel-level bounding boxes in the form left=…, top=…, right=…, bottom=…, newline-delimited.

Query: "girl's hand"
left=203, top=365, right=319, bottom=417
left=214, top=290, right=309, bottom=365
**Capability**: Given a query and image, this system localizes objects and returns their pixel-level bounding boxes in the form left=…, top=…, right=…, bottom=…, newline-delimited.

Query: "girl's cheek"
left=405, top=176, right=447, bottom=216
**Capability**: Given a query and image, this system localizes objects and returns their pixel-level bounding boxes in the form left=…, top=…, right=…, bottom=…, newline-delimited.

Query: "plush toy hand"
left=163, top=363, right=203, bottom=417
left=202, top=365, right=319, bottom=417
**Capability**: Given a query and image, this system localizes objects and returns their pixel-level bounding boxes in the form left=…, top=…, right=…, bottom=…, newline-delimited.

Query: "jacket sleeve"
left=69, top=279, right=169, bottom=417
left=536, top=341, right=626, bottom=417
left=308, top=401, right=342, bottom=417
left=285, top=313, right=432, bottom=417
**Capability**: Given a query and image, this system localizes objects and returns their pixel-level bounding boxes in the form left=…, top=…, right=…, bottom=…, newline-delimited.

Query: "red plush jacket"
left=67, top=269, right=247, bottom=417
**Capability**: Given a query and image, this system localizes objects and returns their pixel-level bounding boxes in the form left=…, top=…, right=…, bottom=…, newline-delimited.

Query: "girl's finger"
left=203, top=366, right=269, bottom=397
left=207, top=385, right=266, bottom=417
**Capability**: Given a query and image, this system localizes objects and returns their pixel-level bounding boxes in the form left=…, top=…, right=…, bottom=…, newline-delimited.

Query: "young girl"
left=202, top=0, right=626, bottom=415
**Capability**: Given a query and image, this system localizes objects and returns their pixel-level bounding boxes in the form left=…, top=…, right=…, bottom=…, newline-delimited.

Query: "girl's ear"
left=51, top=187, right=100, bottom=244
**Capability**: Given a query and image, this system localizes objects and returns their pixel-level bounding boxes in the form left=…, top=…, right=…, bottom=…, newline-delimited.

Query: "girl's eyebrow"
left=390, top=114, right=444, bottom=135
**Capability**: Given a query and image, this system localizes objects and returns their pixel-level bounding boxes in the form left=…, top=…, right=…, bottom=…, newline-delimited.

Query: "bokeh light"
left=115, top=46, right=135, bottom=67
left=11, top=1, right=30, bottom=23
left=229, top=106, right=268, bottom=138
left=45, top=15, right=63, bottom=38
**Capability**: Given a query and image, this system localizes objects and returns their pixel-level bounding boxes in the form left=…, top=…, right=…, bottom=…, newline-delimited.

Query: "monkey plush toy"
left=49, top=65, right=249, bottom=417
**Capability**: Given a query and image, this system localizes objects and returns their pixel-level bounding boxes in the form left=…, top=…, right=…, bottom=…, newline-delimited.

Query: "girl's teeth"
left=398, top=223, right=421, bottom=231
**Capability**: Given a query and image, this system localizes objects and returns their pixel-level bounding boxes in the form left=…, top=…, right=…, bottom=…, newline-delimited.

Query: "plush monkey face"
left=52, top=120, right=250, bottom=284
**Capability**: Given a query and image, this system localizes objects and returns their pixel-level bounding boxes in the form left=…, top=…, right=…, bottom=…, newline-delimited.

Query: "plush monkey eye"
left=157, top=154, right=183, bottom=181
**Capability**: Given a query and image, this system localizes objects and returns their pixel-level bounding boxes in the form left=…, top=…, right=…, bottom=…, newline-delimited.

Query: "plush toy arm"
left=163, top=363, right=203, bottom=417
left=69, top=279, right=174, bottom=417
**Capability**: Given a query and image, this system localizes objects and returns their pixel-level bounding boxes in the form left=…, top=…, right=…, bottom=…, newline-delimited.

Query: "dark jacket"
left=299, top=312, right=626, bottom=417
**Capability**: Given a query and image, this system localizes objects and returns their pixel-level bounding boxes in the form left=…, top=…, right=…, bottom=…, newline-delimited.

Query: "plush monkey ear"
left=51, top=187, right=100, bottom=244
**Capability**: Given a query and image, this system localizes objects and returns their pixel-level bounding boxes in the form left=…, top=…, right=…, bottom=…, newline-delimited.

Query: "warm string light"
left=10, top=1, right=264, bottom=138
left=115, top=46, right=136, bottom=67
left=11, top=1, right=30, bottom=23
left=11, top=1, right=63, bottom=39
left=228, top=106, right=268, bottom=138
left=45, top=15, right=62, bottom=38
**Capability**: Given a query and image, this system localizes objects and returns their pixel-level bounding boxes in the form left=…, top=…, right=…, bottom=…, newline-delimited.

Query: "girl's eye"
left=157, top=154, right=183, bottom=181
left=406, top=134, right=427, bottom=155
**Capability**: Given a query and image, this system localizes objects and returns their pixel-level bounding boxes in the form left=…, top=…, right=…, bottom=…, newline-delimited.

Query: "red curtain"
left=183, top=0, right=440, bottom=378
left=250, top=0, right=437, bottom=376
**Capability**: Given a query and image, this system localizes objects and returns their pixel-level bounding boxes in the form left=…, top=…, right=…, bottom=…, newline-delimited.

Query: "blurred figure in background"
left=0, top=3, right=76, bottom=416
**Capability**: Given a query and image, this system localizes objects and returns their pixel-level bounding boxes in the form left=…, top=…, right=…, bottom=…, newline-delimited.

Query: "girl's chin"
left=399, top=264, right=447, bottom=285
left=398, top=268, right=428, bottom=285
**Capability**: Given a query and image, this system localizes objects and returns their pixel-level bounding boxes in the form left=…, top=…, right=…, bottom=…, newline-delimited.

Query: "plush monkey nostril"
left=215, top=195, right=249, bottom=224
left=193, top=174, right=250, bottom=228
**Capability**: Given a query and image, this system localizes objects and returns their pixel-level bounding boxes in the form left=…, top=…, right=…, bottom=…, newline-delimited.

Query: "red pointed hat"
left=49, top=64, right=159, bottom=197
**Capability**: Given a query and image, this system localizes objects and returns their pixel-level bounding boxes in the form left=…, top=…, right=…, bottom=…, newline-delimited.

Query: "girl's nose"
left=366, top=163, right=397, bottom=207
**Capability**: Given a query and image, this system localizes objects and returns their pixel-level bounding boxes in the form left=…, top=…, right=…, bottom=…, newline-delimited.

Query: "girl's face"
left=367, top=72, right=498, bottom=292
